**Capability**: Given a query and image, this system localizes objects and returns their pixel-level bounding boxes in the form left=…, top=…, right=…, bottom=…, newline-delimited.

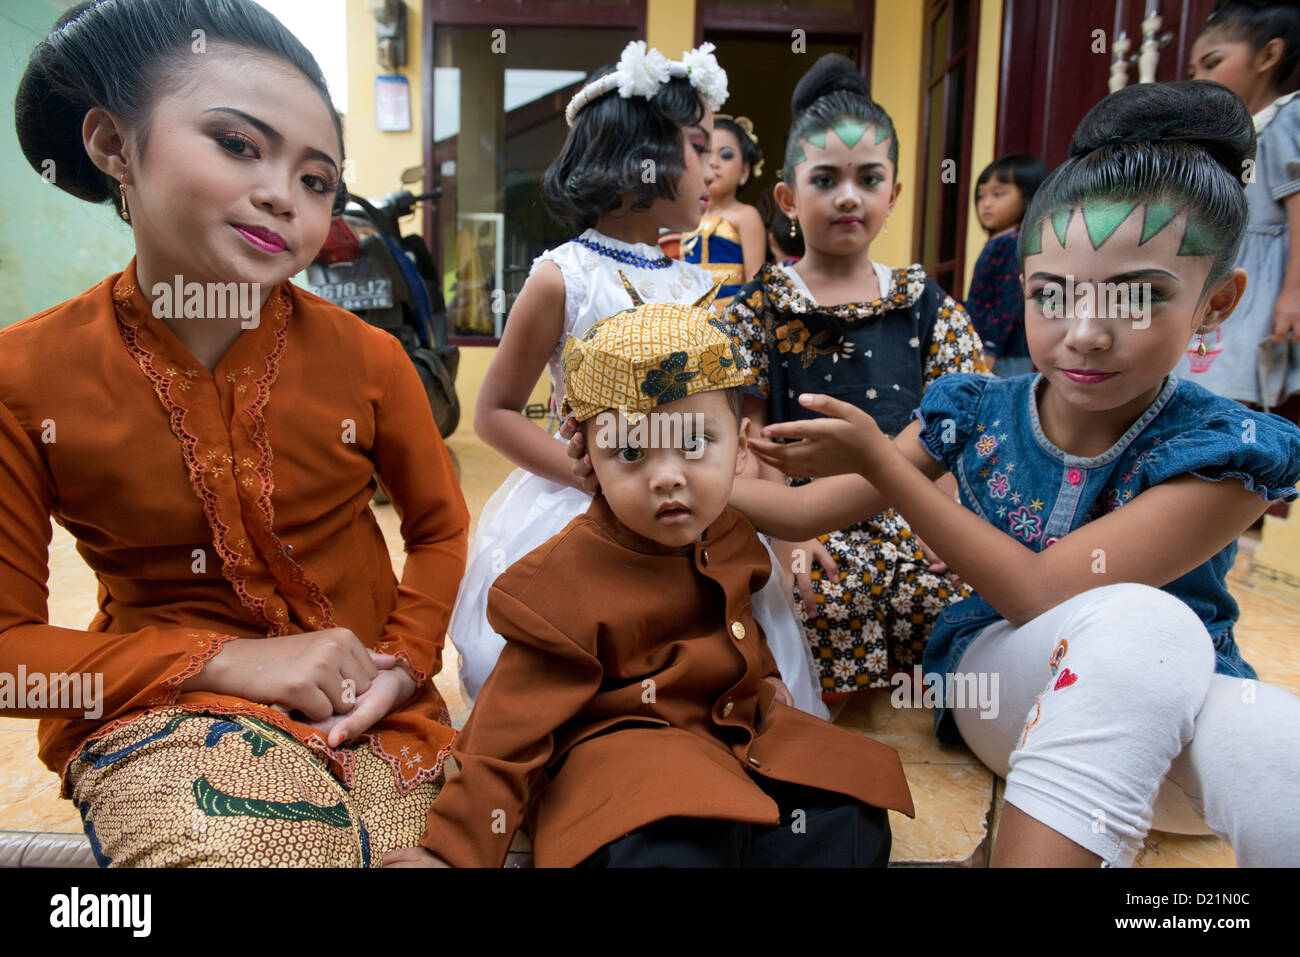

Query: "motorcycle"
left=306, top=165, right=460, bottom=438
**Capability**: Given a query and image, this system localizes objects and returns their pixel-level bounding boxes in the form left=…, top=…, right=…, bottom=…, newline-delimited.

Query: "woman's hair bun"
left=1068, top=80, right=1254, bottom=182
left=790, top=53, right=869, bottom=117
left=15, top=3, right=117, bottom=203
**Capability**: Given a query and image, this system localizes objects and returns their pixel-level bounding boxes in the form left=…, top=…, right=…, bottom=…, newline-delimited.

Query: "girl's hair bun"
left=1068, top=80, right=1253, bottom=183
left=791, top=53, right=869, bottom=117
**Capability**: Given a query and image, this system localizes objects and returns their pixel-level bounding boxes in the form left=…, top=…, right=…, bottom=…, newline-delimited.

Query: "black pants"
left=577, top=777, right=891, bottom=868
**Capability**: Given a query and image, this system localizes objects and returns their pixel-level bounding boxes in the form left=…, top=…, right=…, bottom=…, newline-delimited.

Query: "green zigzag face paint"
left=1139, top=204, right=1178, bottom=246
left=1051, top=208, right=1073, bottom=248
left=1031, top=202, right=1219, bottom=253
left=1081, top=200, right=1139, bottom=250
left=1178, top=215, right=1219, bottom=257
left=831, top=118, right=869, bottom=148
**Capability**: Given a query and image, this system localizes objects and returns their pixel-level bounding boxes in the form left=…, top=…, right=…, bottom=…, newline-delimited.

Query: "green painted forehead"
left=793, top=121, right=897, bottom=169
left=1022, top=200, right=1221, bottom=258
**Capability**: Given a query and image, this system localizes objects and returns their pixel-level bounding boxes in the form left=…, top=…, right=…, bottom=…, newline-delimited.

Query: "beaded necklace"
left=575, top=236, right=672, bottom=269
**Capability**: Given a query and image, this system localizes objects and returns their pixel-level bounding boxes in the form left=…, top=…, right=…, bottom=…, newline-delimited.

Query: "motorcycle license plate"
left=308, top=264, right=393, bottom=311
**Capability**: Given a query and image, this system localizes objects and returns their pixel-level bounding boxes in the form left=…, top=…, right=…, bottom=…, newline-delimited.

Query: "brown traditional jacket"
left=0, top=260, right=468, bottom=794
left=421, top=495, right=914, bottom=867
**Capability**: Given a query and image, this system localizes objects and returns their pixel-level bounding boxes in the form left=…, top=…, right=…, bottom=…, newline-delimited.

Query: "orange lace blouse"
left=0, top=259, right=469, bottom=794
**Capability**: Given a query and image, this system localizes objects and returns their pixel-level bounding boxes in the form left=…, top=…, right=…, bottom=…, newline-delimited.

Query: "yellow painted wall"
left=869, top=0, right=923, bottom=269
left=647, top=0, right=696, bottom=54
left=344, top=0, right=426, bottom=232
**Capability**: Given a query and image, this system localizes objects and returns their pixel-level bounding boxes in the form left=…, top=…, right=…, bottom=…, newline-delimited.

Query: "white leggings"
left=951, top=584, right=1300, bottom=867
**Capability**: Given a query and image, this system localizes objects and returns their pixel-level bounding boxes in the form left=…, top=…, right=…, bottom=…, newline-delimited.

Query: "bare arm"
left=735, top=205, right=767, bottom=284
left=473, top=262, right=581, bottom=488
left=1271, top=192, right=1300, bottom=342
left=758, top=395, right=1270, bottom=627
left=733, top=419, right=947, bottom=540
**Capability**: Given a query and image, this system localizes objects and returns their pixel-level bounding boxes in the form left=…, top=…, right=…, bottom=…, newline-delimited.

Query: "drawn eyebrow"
left=203, top=107, right=339, bottom=172
left=1026, top=269, right=1178, bottom=284
left=808, top=162, right=888, bottom=173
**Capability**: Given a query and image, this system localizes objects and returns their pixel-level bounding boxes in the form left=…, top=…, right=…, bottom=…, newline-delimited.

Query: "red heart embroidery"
left=1054, top=668, right=1078, bottom=690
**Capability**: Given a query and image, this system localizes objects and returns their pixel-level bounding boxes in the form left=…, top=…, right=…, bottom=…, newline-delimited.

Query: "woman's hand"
left=748, top=394, right=889, bottom=479
left=382, top=847, right=452, bottom=868
left=559, top=415, right=600, bottom=494
left=307, top=664, right=418, bottom=748
left=181, top=627, right=391, bottom=723
left=772, top=537, right=839, bottom=615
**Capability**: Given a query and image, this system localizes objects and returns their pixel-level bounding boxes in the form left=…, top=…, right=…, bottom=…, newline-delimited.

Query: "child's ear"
left=83, top=107, right=134, bottom=183
left=1196, top=267, right=1248, bottom=335
left=734, top=416, right=752, bottom=475
left=1256, top=36, right=1286, bottom=78
left=774, top=181, right=797, bottom=217
left=888, top=178, right=903, bottom=214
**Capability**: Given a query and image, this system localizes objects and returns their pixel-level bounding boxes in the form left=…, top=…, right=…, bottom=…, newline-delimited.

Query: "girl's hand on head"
left=382, top=846, right=452, bottom=868
left=181, top=627, right=392, bottom=723
left=307, top=663, right=418, bottom=748
left=748, top=394, right=887, bottom=478
left=560, top=415, right=600, bottom=494
left=1271, top=299, right=1300, bottom=344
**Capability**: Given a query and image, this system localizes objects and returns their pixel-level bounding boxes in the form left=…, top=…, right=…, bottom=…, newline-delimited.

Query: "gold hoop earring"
left=1196, top=334, right=1207, bottom=357
left=119, top=183, right=130, bottom=222
left=789, top=217, right=798, bottom=238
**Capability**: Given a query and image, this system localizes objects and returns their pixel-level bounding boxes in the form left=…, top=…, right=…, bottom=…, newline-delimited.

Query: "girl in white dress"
left=451, top=43, right=825, bottom=715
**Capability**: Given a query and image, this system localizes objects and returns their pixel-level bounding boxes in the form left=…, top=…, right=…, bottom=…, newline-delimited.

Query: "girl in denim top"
left=732, top=81, right=1300, bottom=867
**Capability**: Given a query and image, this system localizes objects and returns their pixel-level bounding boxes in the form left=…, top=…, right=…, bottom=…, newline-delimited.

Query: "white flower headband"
left=565, top=41, right=728, bottom=127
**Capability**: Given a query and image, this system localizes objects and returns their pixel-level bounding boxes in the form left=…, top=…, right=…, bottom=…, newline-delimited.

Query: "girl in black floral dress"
left=726, top=54, right=988, bottom=696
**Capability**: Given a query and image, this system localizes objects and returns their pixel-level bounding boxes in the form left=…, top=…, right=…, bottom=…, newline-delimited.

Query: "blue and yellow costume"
left=681, top=216, right=745, bottom=313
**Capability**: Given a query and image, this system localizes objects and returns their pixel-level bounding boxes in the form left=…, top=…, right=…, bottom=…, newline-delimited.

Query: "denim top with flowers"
left=914, top=373, right=1300, bottom=743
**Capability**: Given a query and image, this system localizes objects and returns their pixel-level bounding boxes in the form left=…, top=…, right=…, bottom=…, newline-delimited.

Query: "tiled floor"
left=2, top=424, right=1297, bottom=866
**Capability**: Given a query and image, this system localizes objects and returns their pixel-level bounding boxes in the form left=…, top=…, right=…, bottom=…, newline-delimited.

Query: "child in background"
left=1181, top=0, right=1300, bottom=414
left=966, top=154, right=1047, bottom=378
left=386, top=295, right=914, bottom=868
left=727, top=53, right=986, bottom=697
left=680, top=115, right=768, bottom=314
left=450, top=42, right=824, bottom=716
left=737, top=81, right=1300, bottom=867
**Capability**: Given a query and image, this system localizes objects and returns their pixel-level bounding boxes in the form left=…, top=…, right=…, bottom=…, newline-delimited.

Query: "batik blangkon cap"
left=560, top=271, right=748, bottom=422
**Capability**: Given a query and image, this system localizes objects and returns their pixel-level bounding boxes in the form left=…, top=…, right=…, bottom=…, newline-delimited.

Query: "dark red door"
left=996, top=0, right=1219, bottom=167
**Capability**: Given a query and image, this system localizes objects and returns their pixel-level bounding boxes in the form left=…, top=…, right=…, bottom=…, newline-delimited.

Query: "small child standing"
left=680, top=115, right=767, bottom=313
left=727, top=54, right=987, bottom=696
left=385, top=292, right=914, bottom=868
left=965, top=154, right=1047, bottom=378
